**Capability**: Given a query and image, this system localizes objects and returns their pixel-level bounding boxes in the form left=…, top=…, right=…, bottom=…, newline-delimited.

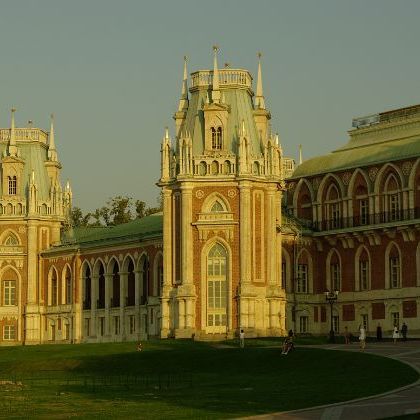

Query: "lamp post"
left=325, top=290, right=339, bottom=343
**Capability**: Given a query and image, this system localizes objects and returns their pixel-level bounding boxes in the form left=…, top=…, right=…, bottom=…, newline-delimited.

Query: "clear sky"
left=1, top=0, right=420, bottom=211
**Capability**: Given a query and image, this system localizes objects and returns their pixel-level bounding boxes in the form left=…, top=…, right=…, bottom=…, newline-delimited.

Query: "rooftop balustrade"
left=190, top=69, right=253, bottom=90
left=0, top=128, right=48, bottom=143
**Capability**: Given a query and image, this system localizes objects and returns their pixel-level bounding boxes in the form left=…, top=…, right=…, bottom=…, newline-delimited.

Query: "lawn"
left=0, top=340, right=417, bottom=419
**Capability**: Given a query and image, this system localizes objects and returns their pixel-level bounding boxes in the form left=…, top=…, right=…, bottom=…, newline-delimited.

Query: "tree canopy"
left=70, top=195, right=162, bottom=227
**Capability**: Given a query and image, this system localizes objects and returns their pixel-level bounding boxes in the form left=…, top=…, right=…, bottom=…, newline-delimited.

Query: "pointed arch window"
left=389, top=256, right=400, bottom=288
left=211, top=127, right=222, bottom=150
left=3, top=280, right=16, bottom=306
left=330, top=263, right=341, bottom=291
left=51, top=270, right=58, bottom=306
left=359, top=259, right=369, bottom=290
left=207, top=243, right=227, bottom=330
left=8, top=176, right=16, bottom=195
left=65, top=268, right=72, bottom=305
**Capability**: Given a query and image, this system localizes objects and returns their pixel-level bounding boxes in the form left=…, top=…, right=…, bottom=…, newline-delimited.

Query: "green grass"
left=0, top=340, right=417, bottom=419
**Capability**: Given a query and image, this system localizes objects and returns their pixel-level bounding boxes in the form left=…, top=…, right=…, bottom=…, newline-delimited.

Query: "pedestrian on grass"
left=392, top=325, right=399, bottom=344
left=359, top=324, right=366, bottom=351
left=376, top=324, right=382, bottom=341
left=137, top=342, right=143, bottom=352
left=401, top=322, right=408, bottom=342
left=239, top=329, right=245, bottom=348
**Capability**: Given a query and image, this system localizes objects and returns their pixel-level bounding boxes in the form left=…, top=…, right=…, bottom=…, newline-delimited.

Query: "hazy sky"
left=1, top=0, right=420, bottom=211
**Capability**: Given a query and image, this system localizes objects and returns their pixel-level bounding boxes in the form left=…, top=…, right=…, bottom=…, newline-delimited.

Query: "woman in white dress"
left=392, top=325, right=399, bottom=344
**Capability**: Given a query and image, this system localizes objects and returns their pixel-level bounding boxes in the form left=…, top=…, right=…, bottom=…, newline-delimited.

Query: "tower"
left=159, top=49, right=286, bottom=339
left=0, top=110, right=71, bottom=344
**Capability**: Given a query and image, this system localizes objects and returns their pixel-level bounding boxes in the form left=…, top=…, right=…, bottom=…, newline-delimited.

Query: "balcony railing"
left=298, top=208, right=418, bottom=232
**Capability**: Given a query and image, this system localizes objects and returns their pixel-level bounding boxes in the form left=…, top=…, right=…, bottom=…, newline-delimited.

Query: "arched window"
left=325, top=184, right=341, bottom=229
left=389, top=254, right=400, bottom=288
left=98, top=263, right=105, bottom=309
left=207, top=243, right=227, bottom=331
left=3, top=280, right=16, bottom=306
left=358, top=250, right=370, bottom=291
left=328, top=251, right=341, bottom=291
left=51, top=270, right=57, bottom=306
left=65, top=267, right=72, bottom=305
left=211, top=161, right=219, bottom=175
left=211, top=127, right=222, bottom=150
left=112, top=261, right=120, bottom=307
left=83, top=265, right=91, bottom=310
left=8, top=176, right=16, bottom=195
left=127, top=259, right=135, bottom=306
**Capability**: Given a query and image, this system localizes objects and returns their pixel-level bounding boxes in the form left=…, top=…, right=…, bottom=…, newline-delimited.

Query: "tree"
left=135, top=200, right=146, bottom=219
left=70, top=207, right=91, bottom=227
left=108, top=195, right=132, bottom=225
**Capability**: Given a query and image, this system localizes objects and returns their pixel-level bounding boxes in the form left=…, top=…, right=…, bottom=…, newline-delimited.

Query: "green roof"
left=48, top=212, right=163, bottom=252
left=185, top=88, right=263, bottom=156
left=291, top=133, right=420, bottom=179
left=0, top=141, right=53, bottom=200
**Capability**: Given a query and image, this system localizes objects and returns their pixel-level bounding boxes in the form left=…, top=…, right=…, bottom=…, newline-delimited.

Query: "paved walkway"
left=252, top=341, right=420, bottom=420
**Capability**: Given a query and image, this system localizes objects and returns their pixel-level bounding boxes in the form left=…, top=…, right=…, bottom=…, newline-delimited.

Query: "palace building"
left=0, top=50, right=419, bottom=345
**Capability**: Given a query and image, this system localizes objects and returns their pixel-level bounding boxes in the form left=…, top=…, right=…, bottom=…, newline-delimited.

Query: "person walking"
left=344, top=326, right=350, bottom=344
left=401, top=322, right=408, bottom=342
left=359, top=325, right=366, bottom=351
left=239, top=329, right=245, bottom=348
left=392, top=325, right=399, bottom=344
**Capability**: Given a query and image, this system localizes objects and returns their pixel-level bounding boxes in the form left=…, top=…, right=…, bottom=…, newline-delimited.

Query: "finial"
left=224, top=62, right=230, bottom=68
left=299, top=144, right=303, bottom=165
left=165, top=126, right=169, bottom=140
left=255, top=52, right=265, bottom=110
left=178, top=55, right=189, bottom=112
left=31, top=169, right=35, bottom=183
left=8, top=108, right=17, bottom=156
left=10, top=108, right=16, bottom=130
left=48, top=113, right=58, bottom=161
left=241, top=119, right=246, bottom=136
left=212, top=44, right=220, bottom=103
left=275, top=133, right=279, bottom=146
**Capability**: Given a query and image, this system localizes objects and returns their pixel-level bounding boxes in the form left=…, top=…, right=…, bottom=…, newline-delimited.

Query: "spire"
left=8, top=108, right=17, bottom=157
left=255, top=52, right=266, bottom=109
left=299, top=144, right=303, bottom=165
left=212, top=45, right=221, bottom=103
left=48, top=113, right=58, bottom=162
left=178, top=56, right=189, bottom=112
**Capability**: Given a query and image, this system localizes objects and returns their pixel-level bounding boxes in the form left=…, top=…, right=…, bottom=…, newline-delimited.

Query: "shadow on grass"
left=0, top=342, right=418, bottom=419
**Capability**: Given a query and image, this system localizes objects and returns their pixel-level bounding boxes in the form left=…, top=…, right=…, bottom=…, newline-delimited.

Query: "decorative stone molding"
left=227, top=189, right=237, bottom=198
left=402, top=161, right=413, bottom=176
left=195, top=190, right=204, bottom=199
left=342, top=172, right=352, bottom=186
left=368, top=167, right=378, bottom=181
